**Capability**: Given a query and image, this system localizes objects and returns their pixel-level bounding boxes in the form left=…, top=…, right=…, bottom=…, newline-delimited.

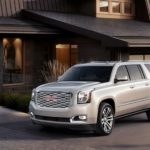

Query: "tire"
left=146, top=110, right=150, bottom=121
left=95, top=102, right=114, bottom=136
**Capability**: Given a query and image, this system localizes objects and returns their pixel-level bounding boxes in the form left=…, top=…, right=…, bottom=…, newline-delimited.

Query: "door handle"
left=145, top=83, right=149, bottom=86
left=130, top=86, right=135, bottom=89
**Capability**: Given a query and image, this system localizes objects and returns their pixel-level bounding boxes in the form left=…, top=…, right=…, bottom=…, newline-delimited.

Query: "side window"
left=126, top=65, right=144, bottom=81
left=115, top=66, right=129, bottom=81
left=145, top=64, right=150, bottom=72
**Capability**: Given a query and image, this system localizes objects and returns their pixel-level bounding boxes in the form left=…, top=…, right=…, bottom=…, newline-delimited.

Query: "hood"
left=36, top=81, right=100, bottom=92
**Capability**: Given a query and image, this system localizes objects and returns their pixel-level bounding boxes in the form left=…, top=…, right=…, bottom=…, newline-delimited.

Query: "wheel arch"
left=99, top=99, right=116, bottom=114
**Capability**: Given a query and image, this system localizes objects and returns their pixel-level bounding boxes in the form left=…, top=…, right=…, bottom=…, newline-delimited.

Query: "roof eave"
left=22, top=9, right=128, bottom=47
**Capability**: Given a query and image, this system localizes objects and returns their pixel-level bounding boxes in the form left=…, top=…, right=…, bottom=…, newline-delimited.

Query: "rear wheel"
left=95, top=102, right=114, bottom=135
left=146, top=110, right=150, bottom=121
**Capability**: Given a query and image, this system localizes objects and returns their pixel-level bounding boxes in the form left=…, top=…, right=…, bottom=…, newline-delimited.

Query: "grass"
left=0, top=93, right=31, bottom=113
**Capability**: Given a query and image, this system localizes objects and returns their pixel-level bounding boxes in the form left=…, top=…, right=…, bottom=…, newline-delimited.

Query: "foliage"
left=0, top=93, right=31, bottom=112
left=42, top=60, right=69, bottom=82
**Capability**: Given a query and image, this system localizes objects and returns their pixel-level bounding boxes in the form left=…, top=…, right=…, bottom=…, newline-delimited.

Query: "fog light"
left=78, top=115, right=87, bottom=121
left=30, top=112, right=34, bottom=118
left=70, top=115, right=87, bottom=123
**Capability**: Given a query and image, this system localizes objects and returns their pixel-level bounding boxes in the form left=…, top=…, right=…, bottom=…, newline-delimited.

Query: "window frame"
left=126, top=65, right=145, bottom=81
left=97, top=0, right=135, bottom=19
left=115, top=65, right=130, bottom=82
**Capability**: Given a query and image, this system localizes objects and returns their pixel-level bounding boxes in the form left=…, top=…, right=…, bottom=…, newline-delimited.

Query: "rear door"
left=115, top=64, right=150, bottom=115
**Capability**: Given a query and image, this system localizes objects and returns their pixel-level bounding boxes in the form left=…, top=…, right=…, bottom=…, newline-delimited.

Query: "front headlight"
left=77, top=91, right=91, bottom=104
left=31, top=89, right=36, bottom=102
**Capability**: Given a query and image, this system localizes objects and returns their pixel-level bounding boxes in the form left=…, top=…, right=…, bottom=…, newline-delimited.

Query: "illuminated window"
left=3, top=38, right=23, bottom=84
left=97, top=0, right=135, bottom=19
left=112, top=2, right=121, bottom=13
left=56, top=44, right=78, bottom=66
left=100, top=0, right=109, bottom=12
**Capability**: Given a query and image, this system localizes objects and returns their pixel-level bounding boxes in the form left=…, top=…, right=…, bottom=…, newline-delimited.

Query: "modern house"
left=0, top=0, right=150, bottom=92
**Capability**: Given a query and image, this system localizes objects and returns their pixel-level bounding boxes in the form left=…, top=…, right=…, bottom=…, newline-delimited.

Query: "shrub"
left=0, top=93, right=31, bottom=112
left=42, top=60, right=68, bottom=82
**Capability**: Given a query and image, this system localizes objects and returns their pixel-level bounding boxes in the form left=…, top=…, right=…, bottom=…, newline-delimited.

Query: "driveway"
left=0, top=106, right=150, bottom=150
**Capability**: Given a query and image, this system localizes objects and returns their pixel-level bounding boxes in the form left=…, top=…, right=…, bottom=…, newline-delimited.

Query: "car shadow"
left=0, top=113, right=149, bottom=140
left=115, top=113, right=148, bottom=126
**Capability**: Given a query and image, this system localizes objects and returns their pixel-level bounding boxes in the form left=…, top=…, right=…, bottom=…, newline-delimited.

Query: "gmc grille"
left=36, top=91, right=72, bottom=108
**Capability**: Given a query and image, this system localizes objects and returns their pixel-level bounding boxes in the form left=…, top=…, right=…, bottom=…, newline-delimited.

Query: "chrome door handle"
left=130, top=86, right=135, bottom=89
left=145, top=83, right=149, bottom=86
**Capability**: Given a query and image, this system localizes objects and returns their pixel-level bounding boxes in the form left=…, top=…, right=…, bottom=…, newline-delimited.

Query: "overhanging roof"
left=0, top=17, right=61, bottom=35
left=118, top=37, right=150, bottom=47
left=22, top=10, right=150, bottom=47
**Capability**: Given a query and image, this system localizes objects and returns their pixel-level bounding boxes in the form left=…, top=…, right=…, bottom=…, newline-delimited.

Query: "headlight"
left=31, top=89, right=36, bottom=102
left=77, top=91, right=91, bottom=104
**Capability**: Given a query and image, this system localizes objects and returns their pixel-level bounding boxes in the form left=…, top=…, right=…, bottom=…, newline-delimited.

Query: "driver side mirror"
left=114, top=76, right=128, bottom=83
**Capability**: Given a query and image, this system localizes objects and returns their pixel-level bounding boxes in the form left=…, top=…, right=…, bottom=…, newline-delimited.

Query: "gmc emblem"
left=44, top=95, right=57, bottom=102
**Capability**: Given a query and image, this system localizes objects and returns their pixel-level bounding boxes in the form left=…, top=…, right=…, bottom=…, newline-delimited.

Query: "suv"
left=29, top=61, right=150, bottom=135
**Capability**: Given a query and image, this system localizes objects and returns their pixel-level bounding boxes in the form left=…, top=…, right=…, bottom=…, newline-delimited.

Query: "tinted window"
left=60, top=66, right=113, bottom=83
left=116, top=66, right=129, bottom=81
left=126, top=65, right=144, bottom=81
left=145, top=64, right=150, bottom=72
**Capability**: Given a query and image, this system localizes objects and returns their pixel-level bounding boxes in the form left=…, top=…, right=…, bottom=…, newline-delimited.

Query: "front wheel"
left=95, top=102, right=114, bottom=136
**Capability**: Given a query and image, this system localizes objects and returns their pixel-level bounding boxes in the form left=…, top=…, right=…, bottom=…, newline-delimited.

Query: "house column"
left=0, top=42, right=3, bottom=92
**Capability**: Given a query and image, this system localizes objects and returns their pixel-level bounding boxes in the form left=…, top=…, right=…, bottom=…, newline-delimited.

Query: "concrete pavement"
left=0, top=106, right=150, bottom=150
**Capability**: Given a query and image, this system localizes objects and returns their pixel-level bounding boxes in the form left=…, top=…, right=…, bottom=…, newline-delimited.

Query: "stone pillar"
left=0, top=41, right=3, bottom=92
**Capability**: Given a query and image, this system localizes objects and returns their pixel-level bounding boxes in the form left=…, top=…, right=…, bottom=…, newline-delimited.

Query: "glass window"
left=100, top=0, right=109, bottom=12
left=112, top=2, right=121, bottom=13
left=3, top=38, right=23, bottom=84
left=124, top=2, right=133, bottom=14
left=59, top=66, right=113, bottom=83
left=126, top=65, right=144, bottom=81
left=98, top=0, right=134, bottom=19
left=56, top=44, right=78, bottom=67
left=129, top=54, right=150, bottom=61
left=145, top=55, right=150, bottom=60
left=145, top=64, right=150, bottom=72
left=129, top=55, right=144, bottom=60
left=115, top=66, right=129, bottom=81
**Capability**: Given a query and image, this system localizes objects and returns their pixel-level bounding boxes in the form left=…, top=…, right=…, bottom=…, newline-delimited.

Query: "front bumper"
left=29, top=101, right=97, bottom=127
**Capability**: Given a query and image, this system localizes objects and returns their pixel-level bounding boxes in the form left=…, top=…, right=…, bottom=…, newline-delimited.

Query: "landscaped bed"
left=0, top=93, right=31, bottom=113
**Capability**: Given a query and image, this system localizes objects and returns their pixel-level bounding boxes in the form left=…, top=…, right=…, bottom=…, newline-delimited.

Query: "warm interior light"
left=14, top=38, right=22, bottom=70
left=56, top=44, right=70, bottom=49
left=3, top=38, right=8, bottom=47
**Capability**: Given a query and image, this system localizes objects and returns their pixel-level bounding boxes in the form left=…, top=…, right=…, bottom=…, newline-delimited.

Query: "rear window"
left=126, top=65, right=145, bottom=81
left=60, top=66, right=113, bottom=83
left=145, top=64, right=150, bottom=72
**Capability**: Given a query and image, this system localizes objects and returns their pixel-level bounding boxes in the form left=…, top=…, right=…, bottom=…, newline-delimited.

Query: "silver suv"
left=29, top=61, right=150, bottom=135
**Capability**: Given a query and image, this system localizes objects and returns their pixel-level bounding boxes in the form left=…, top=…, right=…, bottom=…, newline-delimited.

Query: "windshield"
left=59, top=66, right=113, bottom=83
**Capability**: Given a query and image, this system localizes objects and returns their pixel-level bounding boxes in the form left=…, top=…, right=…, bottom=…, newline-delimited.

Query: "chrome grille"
left=36, top=91, right=72, bottom=108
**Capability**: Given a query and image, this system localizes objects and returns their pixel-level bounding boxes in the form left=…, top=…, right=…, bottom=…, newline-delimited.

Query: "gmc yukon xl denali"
left=29, top=62, right=150, bottom=135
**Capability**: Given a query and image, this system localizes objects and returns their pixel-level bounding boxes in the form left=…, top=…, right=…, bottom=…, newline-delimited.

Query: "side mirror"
left=114, top=76, right=128, bottom=83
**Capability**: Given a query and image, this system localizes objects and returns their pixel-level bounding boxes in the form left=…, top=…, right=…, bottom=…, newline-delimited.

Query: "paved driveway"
left=0, top=106, right=150, bottom=150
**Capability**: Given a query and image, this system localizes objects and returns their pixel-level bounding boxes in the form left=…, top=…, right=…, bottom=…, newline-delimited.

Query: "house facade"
left=0, top=0, right=150, bottom=92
